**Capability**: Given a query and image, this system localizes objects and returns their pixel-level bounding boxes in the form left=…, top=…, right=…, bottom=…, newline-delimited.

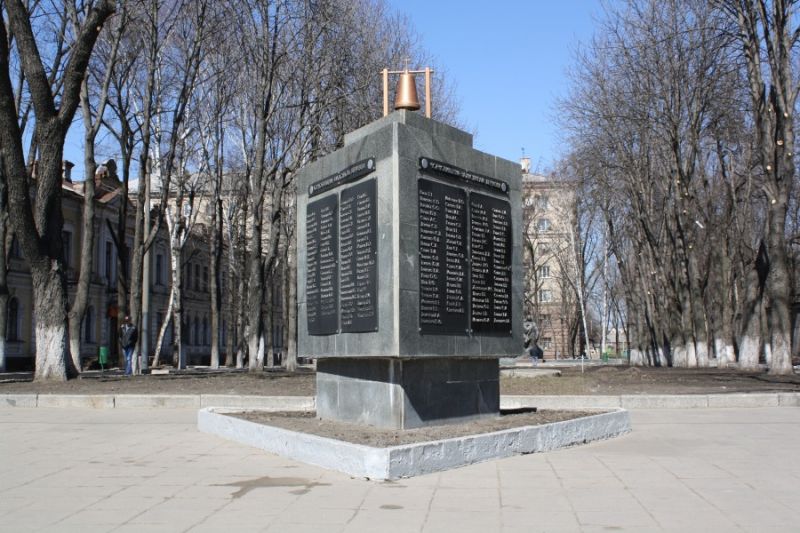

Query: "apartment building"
left=520, top=158, right=578, bottom=360
left=3, top=162, right=281, bottom=371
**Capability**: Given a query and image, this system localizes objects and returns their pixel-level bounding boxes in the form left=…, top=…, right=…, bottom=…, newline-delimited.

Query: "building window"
left=538, top=265, right=551, bottom=278
left=193, top=317, right=199, bottom=346
left=538, top=289, right=553, bottom=303
left=536, top=218, right=551, bottom=232
left=83, top=306, right=95, bottom=343
left=7, top=297, right=19, bottom=341
left=203, top=267, right=208, bottom=292
left=62, top=231, right=72, bottom=268
left=541, top=337, right=553, bottom=350
left=156, top=253, right=165, bottom=286
left=537, top=195, right=550, bottom=210
left=221, top=320, right=227, bottom=346
left=194, top=265, right=201, bottom=291
left=156, top=311, right=164, bottom=340
left=105, top=240, right=113, bottom=281
left=123, top=240, right=132, bottom=279
left=185, top=263, right=192, bottom=291
left=10, top=235, right=21, bottom=258
left=203, top=317, right=209, bottom=345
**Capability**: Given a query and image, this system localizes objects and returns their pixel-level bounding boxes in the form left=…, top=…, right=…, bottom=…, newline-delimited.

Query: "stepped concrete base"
left=197, top=407, right=631, bottom=480
left=316, top=357, right=500, bottom=429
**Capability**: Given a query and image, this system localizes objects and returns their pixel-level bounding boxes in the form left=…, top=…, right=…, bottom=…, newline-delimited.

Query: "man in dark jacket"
left=120, top=316, right=138, bottom=375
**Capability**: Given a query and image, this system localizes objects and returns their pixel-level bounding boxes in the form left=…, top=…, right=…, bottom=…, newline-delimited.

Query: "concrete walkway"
left=1, top=407, right=799, bottom=532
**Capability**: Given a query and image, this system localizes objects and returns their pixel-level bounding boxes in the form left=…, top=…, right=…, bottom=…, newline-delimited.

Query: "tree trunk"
left=127, top=159, right=147, bottom=372
left=0, top=1, right=115, bottom=380
left=209, top=196, right=222, bottom=369
left=738, top=247, right=766, bottom=370
left=31, top=264, right=75, bottom=379
left=67, top=159, right=97, bottom=372
left=284, top=242, right=297, bottom=372
left=765, top=199, right=793, bottom=374
left=0, top=160, right=8, bottom=373
left=265, top=279, right=274, bottom=368
left=152, top=285, right=175, bottom=367
left=245, top=189, right=265, bottom=371
left=170, top=244, right=185, bottom=369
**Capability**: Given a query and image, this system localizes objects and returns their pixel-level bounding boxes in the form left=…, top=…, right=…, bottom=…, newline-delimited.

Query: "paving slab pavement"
left=1, top=407, right=799, bottom=532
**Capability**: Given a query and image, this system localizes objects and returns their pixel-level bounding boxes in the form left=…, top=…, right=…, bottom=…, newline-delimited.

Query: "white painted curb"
left=197, top=407, right=632, bottom=480
left=0, top=392, right=797, bottom=409
left=502, top=393, right=800, bottom=409
left=36, top=394, right=115, bottom=408
left=0, top=393, right=37, bottom=408
left=199, top=395, right=314, bottom=410
left=115, top=395, right=201, bottom=409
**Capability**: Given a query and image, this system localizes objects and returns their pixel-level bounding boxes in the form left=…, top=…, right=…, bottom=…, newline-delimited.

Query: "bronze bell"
left=394, top=69, right=421, bottom=111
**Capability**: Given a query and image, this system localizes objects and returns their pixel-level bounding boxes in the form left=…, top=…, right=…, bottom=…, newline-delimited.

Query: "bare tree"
left=558, top=0, right=790, bottom=371
left=718, top=0, right=798, bottom=374
left=0, top=160, right=9, bottom=373
left=0, top=0, right=116, bottom=381
left=66, top=3, right=126, bottom=371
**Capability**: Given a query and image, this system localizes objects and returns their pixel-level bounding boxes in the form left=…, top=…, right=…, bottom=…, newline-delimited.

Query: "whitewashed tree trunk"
left=31, top=267, right=72, bottom=380
left=714, top=337, right=724, bottom=367
left=600, top=229, right=608, bottom=360
left=170, top=238, right=185, bottom=369
left=672, top=344, right=687, bottom=367
left=739, top=334, right=760, bottom=370
left=249, top=331, right=265, bottom=371
left=694, top=340, right=708, bottom=368
left=686, top=340, right=697, bottom=368
left=152, top=285, right=175, bottom=367
left=656, top=346, right=668, bottom=367
left=285, top=244, right=297, bottom=372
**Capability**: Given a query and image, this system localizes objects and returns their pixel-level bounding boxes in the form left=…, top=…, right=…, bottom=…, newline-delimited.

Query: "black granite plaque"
left=306, top=194, right=338, bottom=335
left=469, top=193, right=512, bottom=334
left=418, top=179, right=468, bottom=334
left=419, top=157, right=509, bottom=195
left=309, top=158, right=375, bottom=197
left=340, top=179, right=378, bottom=332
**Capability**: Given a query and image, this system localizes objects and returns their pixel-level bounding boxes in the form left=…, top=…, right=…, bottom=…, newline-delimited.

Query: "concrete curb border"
left=0, top=394, right=315, bottom=410
left=1, top=392, right=798, bottom=409
left=501, top=392, right=800, bottom=409
left=197, top=407, right=632, bottom=480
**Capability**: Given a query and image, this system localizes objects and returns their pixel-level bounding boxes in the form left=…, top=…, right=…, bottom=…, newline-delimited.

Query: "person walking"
left=120, top=316, right=138, bottom=376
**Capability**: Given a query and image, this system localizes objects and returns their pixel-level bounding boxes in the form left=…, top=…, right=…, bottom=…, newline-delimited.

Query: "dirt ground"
left=232, top=409, right=596, bottom=447
left=1, top=364, right=799, bottom=396
left=502, top=365, right=800, bottom=395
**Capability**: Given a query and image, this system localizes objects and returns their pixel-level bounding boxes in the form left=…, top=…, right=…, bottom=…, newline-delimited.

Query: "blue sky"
left=64, top=1, right=601, bottom=179
left=388, top=0, right=601, bottom=171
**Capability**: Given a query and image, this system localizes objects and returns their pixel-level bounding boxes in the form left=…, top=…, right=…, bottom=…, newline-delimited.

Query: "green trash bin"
left=98, top=346, right=109, bottom=369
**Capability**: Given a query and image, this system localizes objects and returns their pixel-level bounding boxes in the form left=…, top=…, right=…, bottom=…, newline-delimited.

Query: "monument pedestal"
left=316, top=357, right=499, bottom=429
left=296, top=111, right=522, bottom=430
